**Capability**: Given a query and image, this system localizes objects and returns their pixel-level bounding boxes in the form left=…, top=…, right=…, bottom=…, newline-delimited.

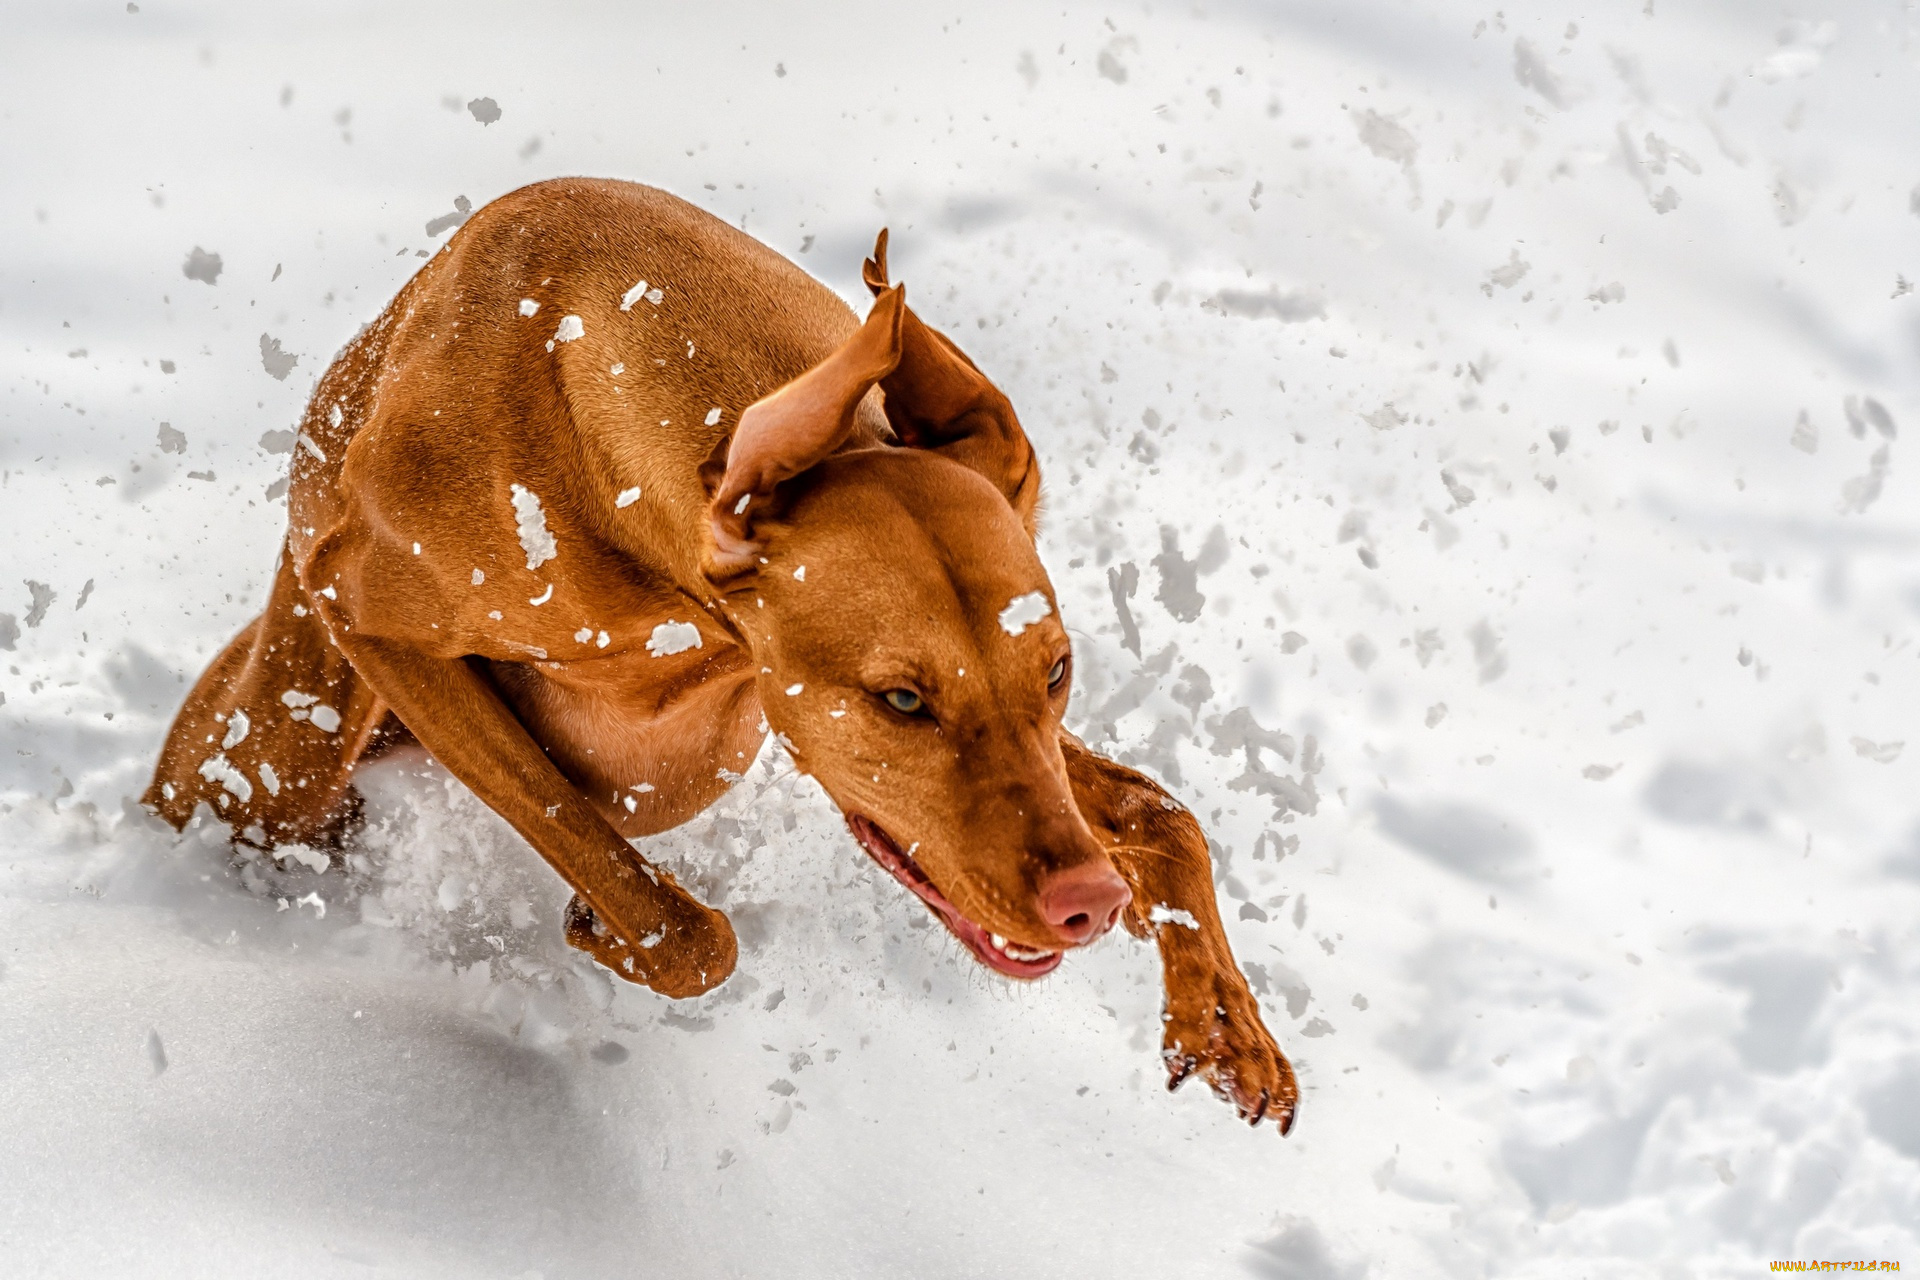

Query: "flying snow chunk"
left=518, top=298, right=540, bottom=317
left=1754, top=22, right=1834, bottom=82
left=258, top=762, right=281, bottom=796
left=258, top=333, right=298, bottom=381
left=998, top=591, right=1052, bottom=636
left=705, top=407, right=722, bottom=425
left=615, top=487, right=640, bottom=508
left=182, top=246, right=222, bottom=285
left=1851, top=737, right=1904, bottom=764
left=309, top=705, right=342, bottom=734
left=553, top=314, right=585, bottom=344
left=785, top=683, right=804, bottom=696
left=646, top=620, right=702, bottom=657
left=1839, top=446, right=1891, bottom=515
left=509, top=483, right=558, bottom=570
left=1486, top=250, right=1531, bottom=291
left=23, top=581, right=55, bottom=628
left=467, top=96, right=502, bottom=125
left=424, top=195, right=472, bottom=238
left=280, top=845, right=329, bottom=873
left=1441, top=470, right=1477, bottom=508
left=1512, top=37, right=1568, bottom=107
left=1203, top=286, right=1325, bottom=322
left=620, top=280, right=649, bottom=311
left=1351, top=107, right=1418, bottom=169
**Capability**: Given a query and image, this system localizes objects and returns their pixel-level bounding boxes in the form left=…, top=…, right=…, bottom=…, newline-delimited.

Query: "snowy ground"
left=3, top=1, right=1919, bottom=1275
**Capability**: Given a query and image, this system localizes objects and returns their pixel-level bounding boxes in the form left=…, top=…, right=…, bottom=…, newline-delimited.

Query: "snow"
left=615, top=486, right=640, bottom=508
left=1147, top=903, right=1200, bottom=931
left=507, top=483, right=557, bottom=571
left=646, top=620, right=703, bottom=658
left=997, top=589, right=1052, bottom=636
left=620, top=280, right=649, bottom=311
left=195, top=752, right=252, bottom=803
left=552, top=314, right=584, bottom=344
left=219, top=709, right=248, bottom=749
left=3, top=1, right=1919, bottom=1275
left=518, top=298, right=539, bottom=317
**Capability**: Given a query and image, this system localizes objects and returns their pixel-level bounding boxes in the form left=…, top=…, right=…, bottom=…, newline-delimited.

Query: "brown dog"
left=143, top=178, right=1297, bottom=1132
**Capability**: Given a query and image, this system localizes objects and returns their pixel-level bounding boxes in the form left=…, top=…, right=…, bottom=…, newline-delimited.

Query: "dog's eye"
left=883, top=689, right=925, bottom=715
left=1047, top=657, right=1068, bottom=688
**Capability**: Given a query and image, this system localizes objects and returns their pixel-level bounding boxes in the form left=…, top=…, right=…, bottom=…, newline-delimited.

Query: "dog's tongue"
left=846, top=816, right=1063, bottom=979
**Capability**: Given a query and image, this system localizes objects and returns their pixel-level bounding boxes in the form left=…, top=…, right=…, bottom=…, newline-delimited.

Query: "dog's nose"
left=1037, top=862, right=1131, bottom=946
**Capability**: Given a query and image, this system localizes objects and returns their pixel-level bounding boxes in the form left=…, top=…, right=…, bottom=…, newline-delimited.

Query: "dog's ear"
left=861, top=229, right=1040, bottom=526
left=703, top=284, right=906, bottom=577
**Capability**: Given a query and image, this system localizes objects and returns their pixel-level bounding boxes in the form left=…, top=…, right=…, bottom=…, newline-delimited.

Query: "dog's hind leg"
left=1059, top=729, right=1298, bottom=1134
left=144, top=550, right=395, bottom=849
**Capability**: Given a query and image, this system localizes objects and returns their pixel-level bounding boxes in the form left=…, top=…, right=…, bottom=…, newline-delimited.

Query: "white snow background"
left=3, top=1, right=1918, bottom=1275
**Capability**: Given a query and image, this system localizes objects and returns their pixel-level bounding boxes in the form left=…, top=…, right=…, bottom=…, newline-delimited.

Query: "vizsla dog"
left=144, top=178, right=1297, bottom=1132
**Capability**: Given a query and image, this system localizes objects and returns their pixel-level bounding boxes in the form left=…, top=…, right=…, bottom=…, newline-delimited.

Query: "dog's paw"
left=565, top=894, right=738, bottom=998
left=1161, top=962, right=1299, bottom=1134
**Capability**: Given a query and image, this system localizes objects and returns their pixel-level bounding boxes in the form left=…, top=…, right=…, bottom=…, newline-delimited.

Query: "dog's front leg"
left=336, top=634, right=737, bottom=997
left=1059, top=731, right=1298, bottom=1133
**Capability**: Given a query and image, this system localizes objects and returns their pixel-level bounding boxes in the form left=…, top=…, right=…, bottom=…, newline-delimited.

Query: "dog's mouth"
left=847, top=814, right=1064, bottom=979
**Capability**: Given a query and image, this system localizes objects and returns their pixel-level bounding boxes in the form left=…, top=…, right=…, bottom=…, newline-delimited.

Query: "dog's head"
left=698, top=235, right=1128, bottom=978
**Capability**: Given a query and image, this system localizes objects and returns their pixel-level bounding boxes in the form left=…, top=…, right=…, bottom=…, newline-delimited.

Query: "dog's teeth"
left=990, top=933, right=1008, bottom=950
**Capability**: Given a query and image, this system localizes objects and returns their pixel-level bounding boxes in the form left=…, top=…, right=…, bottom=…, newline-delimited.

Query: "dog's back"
left=286, top=179, right=876, bottom=589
